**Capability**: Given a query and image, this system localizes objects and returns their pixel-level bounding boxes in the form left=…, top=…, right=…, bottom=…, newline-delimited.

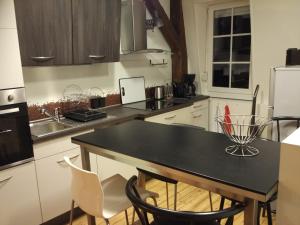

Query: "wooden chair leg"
left=174, top=183, right=178, bottom=210
left=166, top=182, right=169, bottom=209
left=267, top=203, right=273, bottom=225
left=69, top=200, right=75, bottom=225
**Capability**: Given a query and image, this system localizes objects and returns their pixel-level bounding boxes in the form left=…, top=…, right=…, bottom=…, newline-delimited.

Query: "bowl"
left=216, top=115, right=270, bottom=157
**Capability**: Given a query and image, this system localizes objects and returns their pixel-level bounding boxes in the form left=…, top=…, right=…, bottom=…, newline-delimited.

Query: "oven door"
left=0, top=102, right=33, bottom=170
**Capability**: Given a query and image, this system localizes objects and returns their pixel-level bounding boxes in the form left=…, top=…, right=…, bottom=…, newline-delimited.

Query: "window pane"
left=232, top=35, right=251, bottom=61
left=213, top=37, right=230, bottom=62
left=214, top=9, right=231, bottom=35
left=231, top=64, right=250, bottom=89
left=233, top=6, right=250, bottom=34
left=213, top=64, right=230, bottom=87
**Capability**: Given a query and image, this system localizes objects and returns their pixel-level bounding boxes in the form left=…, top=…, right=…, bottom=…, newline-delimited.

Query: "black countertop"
left=32, top=95, right=209, bottom=143
left=72, top=120, right=280, bottom=196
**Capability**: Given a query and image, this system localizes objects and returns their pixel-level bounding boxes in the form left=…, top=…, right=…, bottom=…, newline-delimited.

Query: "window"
left=207, top=4, right=251, bottom=96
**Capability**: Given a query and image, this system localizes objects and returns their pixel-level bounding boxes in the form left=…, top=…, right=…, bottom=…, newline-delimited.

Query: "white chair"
left=64, top=156, right=158, bottom=225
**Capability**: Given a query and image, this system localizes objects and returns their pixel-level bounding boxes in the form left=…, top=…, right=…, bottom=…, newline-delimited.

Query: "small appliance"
left=183, top=74, right=196, bottom=97
left=0, top=88, right=34, bottom=170
left=154, top=86, right=165, bottom=100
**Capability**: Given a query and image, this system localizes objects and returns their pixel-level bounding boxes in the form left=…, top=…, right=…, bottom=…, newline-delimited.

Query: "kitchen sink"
left=30, top=119, right=73, bottom=138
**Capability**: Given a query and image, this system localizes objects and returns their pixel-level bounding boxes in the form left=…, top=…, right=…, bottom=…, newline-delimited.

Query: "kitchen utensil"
left=119, top=77, right=146, bottom=104
left=216, top=115, right=270, bottom=157
left=88, top=87, right=106, bottom=109
left=64, top=109, right=107, bottom=122
left=154, top=86, right=165, bottom=100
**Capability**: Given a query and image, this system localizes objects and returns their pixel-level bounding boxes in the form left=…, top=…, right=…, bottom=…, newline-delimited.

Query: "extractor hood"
left=120, top=0, right=166, bottom=55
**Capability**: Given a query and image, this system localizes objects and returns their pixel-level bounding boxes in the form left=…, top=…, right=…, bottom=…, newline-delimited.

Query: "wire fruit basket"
left=216, top=115, right=270, bottom=157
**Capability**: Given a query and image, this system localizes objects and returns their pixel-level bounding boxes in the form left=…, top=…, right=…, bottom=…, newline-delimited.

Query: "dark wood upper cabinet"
left=14, top=0, right=121, bottom=66
left=14, top=0, right=73, bottom=66
left=72, top=0, right=121, bottom=64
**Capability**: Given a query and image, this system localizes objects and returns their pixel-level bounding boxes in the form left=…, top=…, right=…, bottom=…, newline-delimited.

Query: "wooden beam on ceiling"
left=144, top=0, right=187, bottom=83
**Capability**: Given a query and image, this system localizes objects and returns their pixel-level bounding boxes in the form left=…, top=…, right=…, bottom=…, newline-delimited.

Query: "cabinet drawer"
left=192, top=99, right=209, bottom=110
left=145, top=107, right=191, bottom=125
left=0, top=162, right=42, bottom=225
left=190, top=108, right=209, bottom=130
left=34, top=130, right=93, bottom=160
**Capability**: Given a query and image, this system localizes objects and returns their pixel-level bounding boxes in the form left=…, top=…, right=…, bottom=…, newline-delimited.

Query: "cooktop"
left=123, top=99, right=187, bottom=111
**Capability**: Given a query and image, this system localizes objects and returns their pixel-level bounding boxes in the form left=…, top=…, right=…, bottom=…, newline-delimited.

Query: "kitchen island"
left=72, top=120, right=280, bottom=225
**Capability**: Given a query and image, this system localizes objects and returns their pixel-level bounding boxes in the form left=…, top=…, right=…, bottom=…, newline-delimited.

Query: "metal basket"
left=216, top=115, right=270, bottom=157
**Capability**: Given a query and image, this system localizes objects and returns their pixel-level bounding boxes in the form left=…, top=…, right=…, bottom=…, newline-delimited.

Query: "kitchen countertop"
left=32, top=95, right=209, bottom=143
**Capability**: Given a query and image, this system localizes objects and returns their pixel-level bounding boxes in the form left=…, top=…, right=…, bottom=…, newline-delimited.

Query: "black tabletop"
left=72, top=120, right=280, bottom=195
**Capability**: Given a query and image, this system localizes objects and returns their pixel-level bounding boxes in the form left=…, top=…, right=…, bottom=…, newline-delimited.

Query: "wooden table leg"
left=244, top=198, right=258, bottom=225
left=137, top=170, right=146, bottom=188
left=80, top=147, right=96, bottom=225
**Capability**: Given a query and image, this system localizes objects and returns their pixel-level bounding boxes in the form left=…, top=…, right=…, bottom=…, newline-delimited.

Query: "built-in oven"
left=0, top=88, right=33, bottom=171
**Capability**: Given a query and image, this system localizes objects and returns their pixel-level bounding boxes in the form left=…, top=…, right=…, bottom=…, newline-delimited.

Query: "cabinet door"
left=0, top=162, right=42, bottom=225
left=14, top=0, right=72, bottom=66
left=72, top=0, right=121, bottom=64
left=35, top=148, right=97, bottom=222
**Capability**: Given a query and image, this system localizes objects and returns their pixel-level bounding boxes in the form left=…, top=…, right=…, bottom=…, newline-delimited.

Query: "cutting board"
left=119, top=77, right=146, bottom=104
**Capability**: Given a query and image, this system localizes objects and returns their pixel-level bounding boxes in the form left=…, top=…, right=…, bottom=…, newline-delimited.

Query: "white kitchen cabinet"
left=0, top=0, right=17, bottom=28
left=33, top=130, right=97, bottom=222
left=0, top=162, right=42, bottom=225
left=0, top=28, right=24, bottom=90
left=35, top=148, right=86, bottom=222
left=145, top=99, right=209, bottom=130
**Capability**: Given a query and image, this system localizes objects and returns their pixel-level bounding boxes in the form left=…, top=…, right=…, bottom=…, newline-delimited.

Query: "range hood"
left=120, top=0, right=166, bottom=55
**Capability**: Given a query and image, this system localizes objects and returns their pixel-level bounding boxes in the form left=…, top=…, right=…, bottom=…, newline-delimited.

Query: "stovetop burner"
left=64, top=109, right=107, bottom=122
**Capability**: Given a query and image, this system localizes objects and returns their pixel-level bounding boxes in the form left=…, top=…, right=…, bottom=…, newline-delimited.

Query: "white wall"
left=184, top=0, right=300, bottom=131
left=250, top=0, right=300, bottom=115
left=23, top=0, right=171, bottom=105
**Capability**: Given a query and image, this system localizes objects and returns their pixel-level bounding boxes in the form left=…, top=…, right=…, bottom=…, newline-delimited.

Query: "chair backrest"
left=64, top=156, right=104, bottom=218
left=126, top=176, right=244, bottom=225
left=272, top=116, right=300, bottom=142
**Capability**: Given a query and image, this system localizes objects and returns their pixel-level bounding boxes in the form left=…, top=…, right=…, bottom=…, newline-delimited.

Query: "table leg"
left=80, top=147, right=96, bottom=225
left=244, top=198, right=258, bottom=225
left=137, top=170, right=146, bottom=188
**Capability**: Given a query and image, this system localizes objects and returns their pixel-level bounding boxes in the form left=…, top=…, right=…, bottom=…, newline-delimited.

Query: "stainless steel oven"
left=0, top=88, right=33, bottom=171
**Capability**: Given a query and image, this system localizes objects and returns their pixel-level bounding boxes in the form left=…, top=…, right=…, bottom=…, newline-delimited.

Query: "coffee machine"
left=183, top=74, right=196, bottom=97
left=173, top=74, right=197, bottom=98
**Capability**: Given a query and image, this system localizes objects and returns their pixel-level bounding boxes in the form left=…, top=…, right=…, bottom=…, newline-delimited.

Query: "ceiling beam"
left=144, top=0, right=187, bottom=83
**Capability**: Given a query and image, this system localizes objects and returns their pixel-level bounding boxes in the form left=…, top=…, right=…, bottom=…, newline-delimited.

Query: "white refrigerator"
left=269, top=67, right=300, bottom=141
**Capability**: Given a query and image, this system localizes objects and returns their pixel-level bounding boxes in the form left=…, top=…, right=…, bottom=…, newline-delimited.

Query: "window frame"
left=206, top=1, right=252, bottom=99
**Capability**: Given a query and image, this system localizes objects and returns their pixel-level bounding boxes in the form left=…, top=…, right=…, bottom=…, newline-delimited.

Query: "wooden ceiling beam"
left=144, top=0, right=187, bottom=83
left=144, top=0, right=180, bottom=52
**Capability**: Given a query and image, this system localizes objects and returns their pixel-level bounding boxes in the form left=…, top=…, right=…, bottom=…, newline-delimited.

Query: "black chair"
left=137, top=168, right=178, bottom=210
left=126, top=176, right=245, bottom=225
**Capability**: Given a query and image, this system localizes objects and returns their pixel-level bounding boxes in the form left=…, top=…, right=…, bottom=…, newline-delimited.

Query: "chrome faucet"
left=40, top=107, right=61, bottom=122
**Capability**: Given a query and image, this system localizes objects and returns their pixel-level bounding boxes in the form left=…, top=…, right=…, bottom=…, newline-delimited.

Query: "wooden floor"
left=68, top=179, right=276, bottom=225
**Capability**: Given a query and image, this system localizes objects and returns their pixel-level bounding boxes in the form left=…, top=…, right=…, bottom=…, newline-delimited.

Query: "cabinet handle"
left=164, top=115, right=176, bottom=120
left=0, top=129, right=12, bottom=135
left=0, top=176, right=12, bottom=184
left=193, top=105, right=203, bottom=109
left=193, top=114, right=202, bottom=118
left=89, top=55, right=105, bottom=60
left=57, top=154, right=80, bottom=164
left=31, top=56, right=54, bottom=62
